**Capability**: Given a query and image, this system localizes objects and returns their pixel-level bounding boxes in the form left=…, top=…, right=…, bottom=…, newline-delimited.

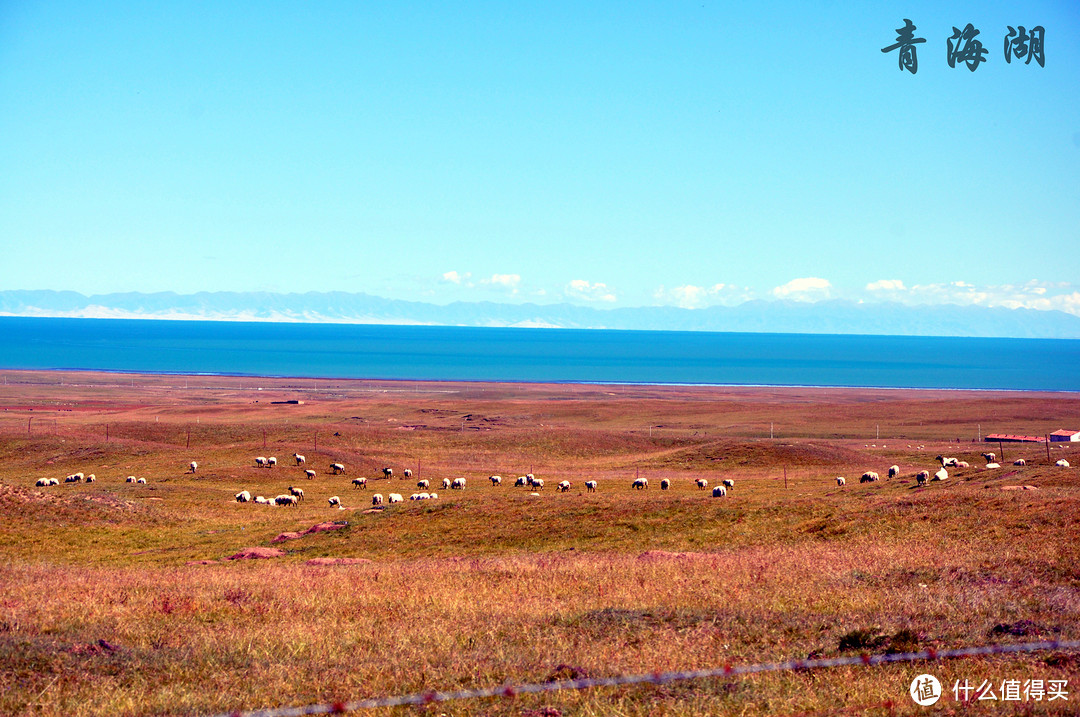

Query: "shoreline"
left=2, top=366, right=1077, bottom=398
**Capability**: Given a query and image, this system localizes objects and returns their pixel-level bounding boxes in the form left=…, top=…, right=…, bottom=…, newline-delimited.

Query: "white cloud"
left=486, top=273, right=521, bottom=289
left=866, top=279, right=906, bottom=292
left=566, top=279, right=616, bottom=303
left=772, top=277, right=832, bottom=302
left=652, top=283, right=752, bottom=309
left=441, top=270, right=470, bottom=284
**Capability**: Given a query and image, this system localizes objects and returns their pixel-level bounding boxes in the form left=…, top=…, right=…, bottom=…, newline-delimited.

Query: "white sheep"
left=722, top=479, right=734, bottom=489
left=188, top=461, right=198, bottom=473
left=409, top=493, right=421, bottom=501
left=267, top=456, right=277, bottom=468
left=1013, top=459, right=1026, bottom=466
left=696, top=478, right=708, bottom=490
left=932, top=468, right=948, bottom=481
left=84, top=474, right=96, bottom=483
left=304, top=469, right=317, bottom=480
left=916, top=470, right=930, bottom=486
left=442, top=477, right=451, bottom=489
left=936, top=455, right=958, bottom=467
left=352, top=477, right=368, bottom=490
left=289, top=486, right=304, bottom=501
left=956, top=461, right=970, bottom=468
left=489, top=475, right=502, bottom=486
left=428, top=492, right=438, bottom=500
left=403, top=469, right=413, bottom=479
left=126, top=476, right=137, bottom=483
left=35, top=478, right=52, bottom=487
left=982, top=452, right=996, bottom=463
left=388, top=493, right=403, bottom=504
left=330, top=463, right=346, bottom=475
left=860, top=471, right=879, bottom=483
left=632, top=478, right=649, bottom=490
left=1056, top=459, right=1070, bottom=468
left=382, top=467, right=393, bottom=480
left=293, top=453, right=306, bottom=466
left=836, top=476, right=846, bottom=486
left=255, top=456, right=268, bottom=468
left=451, top=477, right=466, bottom=490
left=371, top=493, right=384, bottom=506
left=659, top=478, right=670, bottom=490
left=328, top=496, right=341, bottom=507
left=532, top=478, right=544, bottom=490
left=557, top=480, right=571, bottom=492
left=254, top=495, right=269, bottom=504
left=888, top=465, right=900, bottom=478
left=514, top=476, right=527, bottom=487
left=712, top=485, right=727, bottom=497
left=136, top=477, right=147, bottom=484
left=235, top=490, right=251, bottom=503
left=274, top=494, right=298, bottom=507
left=585, top=480, right=597, bottom=492
left=417, top=479, right=430, bottom=490
left=526, top=473, right=535, bottom=485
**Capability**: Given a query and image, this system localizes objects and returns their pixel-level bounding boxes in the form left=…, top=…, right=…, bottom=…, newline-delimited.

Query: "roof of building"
left=985, top=434, right=1046, bottom=442
left=1049, top=429, right=1080, bottom=437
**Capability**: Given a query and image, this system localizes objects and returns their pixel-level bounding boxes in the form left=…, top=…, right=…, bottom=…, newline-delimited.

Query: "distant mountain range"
left=2, top=289, right=1079, bottom=339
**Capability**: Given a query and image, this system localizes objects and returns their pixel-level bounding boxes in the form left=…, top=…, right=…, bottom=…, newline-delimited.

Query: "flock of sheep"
left=840, top=451, right=1069, bottom=488
left=36, top=472, right=145, bottom=487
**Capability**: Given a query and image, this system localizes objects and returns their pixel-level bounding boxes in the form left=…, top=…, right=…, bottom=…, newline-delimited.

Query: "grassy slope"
left=1, top=372, right=1078, bottom=715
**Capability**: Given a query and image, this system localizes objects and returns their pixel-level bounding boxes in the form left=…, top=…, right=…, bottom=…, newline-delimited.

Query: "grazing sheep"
left=330, top=463, right=346, bottom=475
left=65, top=473, right=82, bottom=483
left=417, top=479, right=430, bottom=490
left=836, top=476, right=846, bottom=486
left=936, top=455, right=958, bottom=467
left=712, top=486, right=727, bottom=498
left=451, top=477, right=466, bottom=490
left=382, top=467, right=393, bottom=480
left=860, top=471, right=879, bottom=483
left=557, top=480, right=571, bottom=492
left=352, top=477, right=368, bottom=490
left=126, top=476, right=137, bottom=483
left=585, top=480, right=597, bottom=492
left=916, top=470, right=930, bottom=486
left=328, top=496, right=340, bottom=507
left=188, top=461, right=198, bottom=473
left=293, top=453, right=306, bottom=466
left=84, top=474, right=96, bottom=483
left=660, top=478, right=670, bottom=490
left=267, top=457, right=277, bottom=468
left=136, top=477, right=147, bottom=484
left=982, top=452, right=996, bottom=463
left=888, top=465, right=900, bottom=478
left=409, top=493, right=421, bottom=501
left=371, top=493, right=384, bottom=506
left=254, top=495, right=269, bottom=504
left=403, top=469, right=413, bottom=479
left=35, top=478, right=51, bottom=487
left=1013, top=459, right=1026, bottom=466
left=1056, top=459, right=1070, bottom=468
left=722, top=479, right=734, bottom=489
left=429, top=492, right=438, bottom=500
left=532, top=478, right=544, bottom=490
left=984, top=462, right=1001, bottom=470
left=388, top=493, right=403, bottom=504
left=235, top=490, right=251, bottom=503
left=255, top=456, right=268, bottom=468
left=442, top=477, right=452, bottom=489
left=514, top=476, right=527, bottom=487
left=489, top=475, right=502, bottom=486
left=956, top=461, right=970, bottom=469
left=932, top=468, right=948, bottom=482
left=632, top=478, right=649, bottom=490
left=696, top=478, right=708, bottom=490
left=274, top=494, right=298, bottom=507
left=526, top=473, right=535, bottom=485
left=304, top=469, right=317, bottom=480
left=289, top=486, right=304, bottom=501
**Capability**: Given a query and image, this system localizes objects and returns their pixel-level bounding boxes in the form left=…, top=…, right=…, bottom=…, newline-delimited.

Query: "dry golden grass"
left=1, top=370, right=1078, bottom=715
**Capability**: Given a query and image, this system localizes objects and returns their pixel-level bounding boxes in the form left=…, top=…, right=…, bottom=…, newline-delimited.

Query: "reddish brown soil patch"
left=304, top=557, right=371, bottom=566
left=227, top=547, right=285, bottom=560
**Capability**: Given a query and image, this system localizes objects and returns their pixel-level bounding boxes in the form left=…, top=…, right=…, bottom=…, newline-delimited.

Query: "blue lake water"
left=0, top=316, right=1077, bottom=391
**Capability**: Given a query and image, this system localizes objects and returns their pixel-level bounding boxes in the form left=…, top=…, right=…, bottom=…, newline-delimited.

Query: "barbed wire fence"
left=210, top=639, right=1079, bottom=717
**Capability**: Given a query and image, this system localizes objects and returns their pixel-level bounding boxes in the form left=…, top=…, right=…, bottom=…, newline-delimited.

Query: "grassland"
left=1, top=370, right=1078, bottom=716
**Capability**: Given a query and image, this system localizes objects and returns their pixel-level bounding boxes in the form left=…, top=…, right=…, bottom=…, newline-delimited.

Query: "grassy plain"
left=1, top=370, right=1078, bottom=716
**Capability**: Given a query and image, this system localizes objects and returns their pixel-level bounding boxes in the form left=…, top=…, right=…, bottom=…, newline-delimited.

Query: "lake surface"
left=1, top=316, right=1077, bottom=391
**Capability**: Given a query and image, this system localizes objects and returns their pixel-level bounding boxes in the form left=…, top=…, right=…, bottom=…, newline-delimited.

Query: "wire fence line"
left=211, top=639, right=1080, bottom=717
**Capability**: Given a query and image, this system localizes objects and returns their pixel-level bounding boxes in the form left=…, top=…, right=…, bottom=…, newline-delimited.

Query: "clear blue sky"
left=2, top=1, right=1078, bottom=315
